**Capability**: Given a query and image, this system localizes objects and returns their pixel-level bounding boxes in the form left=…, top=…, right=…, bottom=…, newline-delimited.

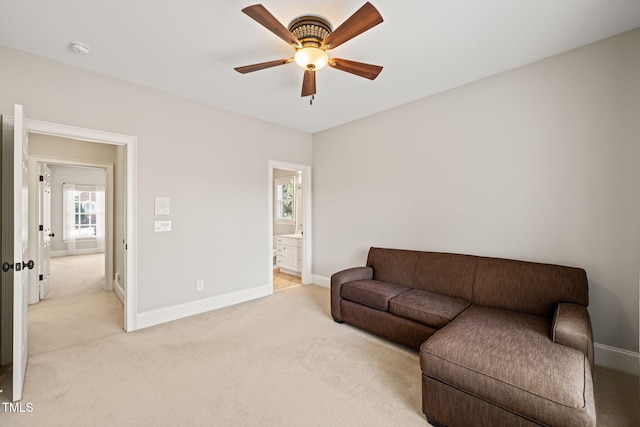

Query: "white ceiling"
left=2, top=1, right=640, bottom=133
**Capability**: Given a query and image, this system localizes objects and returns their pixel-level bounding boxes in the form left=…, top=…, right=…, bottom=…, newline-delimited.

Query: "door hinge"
left=39, top=274, right=43, bottom=281
left=39, top=225, right=44, bottom=231
left=39, top=175, right=44, bottom=182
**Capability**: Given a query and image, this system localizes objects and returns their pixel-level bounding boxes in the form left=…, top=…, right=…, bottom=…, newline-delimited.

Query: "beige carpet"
left=1, top=255, right=638, bottom=426
left=27, top=254, right=123, bottom=356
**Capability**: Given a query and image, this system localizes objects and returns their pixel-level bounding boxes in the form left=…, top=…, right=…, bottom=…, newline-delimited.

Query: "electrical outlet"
left=196, top=280, right=204, bottom=291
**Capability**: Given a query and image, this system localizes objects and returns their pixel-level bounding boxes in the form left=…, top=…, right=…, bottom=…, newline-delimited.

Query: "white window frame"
left=274, top=176, right=295, bottom=225
left=63, top=185, right=101, bottom=241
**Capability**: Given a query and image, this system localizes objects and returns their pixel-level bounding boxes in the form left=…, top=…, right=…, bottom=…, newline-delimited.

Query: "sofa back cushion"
left=366, top=247, right=589, bottom=318
left=367, top=248, right=420, bottom=287
left=473, top=257, right=588, bottom=318
left=367, top=248, right=476, bottom=300
left=413, top=252, right=476, bottom=301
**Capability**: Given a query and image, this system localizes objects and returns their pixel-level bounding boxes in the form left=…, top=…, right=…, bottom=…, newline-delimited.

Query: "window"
left=71, top=190, right=98, bottom=238
left=275, top=176, right=295, bottom=223
left=63, top=184, right=104, bottom=240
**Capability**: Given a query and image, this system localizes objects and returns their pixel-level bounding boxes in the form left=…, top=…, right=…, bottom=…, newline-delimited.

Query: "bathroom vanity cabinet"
left=275, top=235, right=302, bottom=275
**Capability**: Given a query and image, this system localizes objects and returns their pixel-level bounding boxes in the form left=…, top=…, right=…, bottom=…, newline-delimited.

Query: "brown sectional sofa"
left=331, top=247, right=595, bottom=426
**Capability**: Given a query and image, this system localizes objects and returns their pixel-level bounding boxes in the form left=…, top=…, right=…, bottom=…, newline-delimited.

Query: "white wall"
left=313, top=29, right=640, bottom=357
left=0, top=45, right=312, bottom=319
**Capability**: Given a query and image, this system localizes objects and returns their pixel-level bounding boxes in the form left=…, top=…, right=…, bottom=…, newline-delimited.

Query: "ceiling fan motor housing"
left=288, top=16, right=332, bottom=48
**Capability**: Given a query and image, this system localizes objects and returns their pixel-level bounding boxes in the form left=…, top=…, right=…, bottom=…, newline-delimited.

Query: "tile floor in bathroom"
left=273, top=267, right=302, bottom=291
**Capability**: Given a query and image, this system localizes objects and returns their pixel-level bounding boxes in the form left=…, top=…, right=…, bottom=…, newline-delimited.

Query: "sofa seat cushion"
left=341, top=280, right=410, bottom=311
left=388, top=289, right=470, bottom=329
left=420, top=305, right=595, bottom=426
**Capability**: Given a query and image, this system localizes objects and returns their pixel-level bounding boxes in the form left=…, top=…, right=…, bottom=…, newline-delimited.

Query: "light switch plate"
left=154, top=220, right=171, bottom=232
left=155, top=197, right=170, bottom=215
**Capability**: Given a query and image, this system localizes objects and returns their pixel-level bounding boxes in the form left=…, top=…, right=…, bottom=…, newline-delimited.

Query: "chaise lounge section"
left=331, top=247, right=595, bottom=426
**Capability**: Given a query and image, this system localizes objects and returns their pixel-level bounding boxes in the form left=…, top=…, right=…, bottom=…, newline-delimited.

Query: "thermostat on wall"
left=155, top=197, right=170, bottom=215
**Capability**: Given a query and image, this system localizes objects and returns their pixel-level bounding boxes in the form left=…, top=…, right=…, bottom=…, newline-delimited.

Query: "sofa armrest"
left=552, top=302, right=594, bottom=372
left=330, top=266, right=374, bottom=322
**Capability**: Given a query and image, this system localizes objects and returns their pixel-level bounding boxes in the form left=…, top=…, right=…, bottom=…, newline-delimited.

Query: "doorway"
left=27, top=160, right=122, bottom=351
left=23, top=135, right=126, bottom=356
left=29, top=156, right=115, bottom=303
left=268, top=161, right=312, bottom=294
left=0, top=109, right=136, bottom=402
left=25, top=118, right=137, bottom=332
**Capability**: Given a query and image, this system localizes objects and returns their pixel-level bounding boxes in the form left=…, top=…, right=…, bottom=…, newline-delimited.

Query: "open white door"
left=38, top=163, right=52, bottom=299
left=1, top=104, right=33, bottom=401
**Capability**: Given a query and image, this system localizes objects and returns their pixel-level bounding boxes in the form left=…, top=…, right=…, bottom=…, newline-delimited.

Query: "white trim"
left=136, top=285, right=269, bottom=330
left=279, top=267, right=300, bottom=277
left=26, top=119, right=133, bottom=145
left=268, top=161, right=312, bottom=295
left=51, top=248, right=104, bottom=258
left=125, top=136, right=137, bottom=331
left=595, top=343, right=639, bottom=375
left=26, top=118, right=138, bottom=332
left=312, top=274, right=331, bottom=288
left=114, top=272, right=124, bottom=305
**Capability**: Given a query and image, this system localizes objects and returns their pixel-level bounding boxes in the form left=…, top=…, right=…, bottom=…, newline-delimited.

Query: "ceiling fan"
left=234, top=2, right=384, bottom=103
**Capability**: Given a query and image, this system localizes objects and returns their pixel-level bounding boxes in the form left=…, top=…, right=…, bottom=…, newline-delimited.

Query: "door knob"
left=49, top=233, right=55, bottom=237
left=2, top=260, right=34, bottom=272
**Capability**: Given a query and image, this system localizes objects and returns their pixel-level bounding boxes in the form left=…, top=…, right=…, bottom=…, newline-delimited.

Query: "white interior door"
left=38, top=162, right=52, bottom=299
left=1, top=104, right=32, bottom=402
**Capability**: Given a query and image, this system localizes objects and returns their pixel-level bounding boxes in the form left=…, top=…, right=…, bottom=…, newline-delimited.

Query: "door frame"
left=25, top=118, right=138, bottom=332
left=29, top=157, right=114, bottom=301
left=268, top=160, right=312, bottom=294
left=36, top=162, right=52, bottom=300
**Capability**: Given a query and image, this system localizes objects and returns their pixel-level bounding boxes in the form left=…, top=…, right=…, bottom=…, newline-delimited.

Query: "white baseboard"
left=313, top=274, right=330, bottom=288
left=279, top=268, right=301, bottom=277
left=595, top=343, right=639, bottom=375
left=113, top=273, right=124, bottom=305
left=136, top=285, right=269, bottom=330
left=51, top=248, right=103, bottom=258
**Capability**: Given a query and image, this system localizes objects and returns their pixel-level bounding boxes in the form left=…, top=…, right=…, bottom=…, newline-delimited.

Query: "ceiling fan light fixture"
left=235, top=3, right=384, bottom=98
left=294, top=47, right=329, bottom=70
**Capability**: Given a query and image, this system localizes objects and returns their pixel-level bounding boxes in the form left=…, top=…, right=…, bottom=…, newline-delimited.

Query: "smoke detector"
left=69, top=41, right=91, bottom=55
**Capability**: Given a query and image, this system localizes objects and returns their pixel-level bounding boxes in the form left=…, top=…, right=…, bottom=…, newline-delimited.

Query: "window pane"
left=275, top=178, right=295, bottom=221
left=70, top=190, right=99, bottom=237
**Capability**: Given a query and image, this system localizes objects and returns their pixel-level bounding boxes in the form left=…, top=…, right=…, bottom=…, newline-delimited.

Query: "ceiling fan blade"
left=234, top=59, right=292, bottom=74
left=321, top=2, right=383, bottom=50
left=242, top=4, right=301, bottom=48
left=301, top=70, right=316, bottom=97
left=328, top=58, right=383, bottom=80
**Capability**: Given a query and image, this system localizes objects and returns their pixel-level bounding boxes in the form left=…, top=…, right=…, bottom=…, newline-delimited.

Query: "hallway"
left=27, top=254, right=123, bottom=356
